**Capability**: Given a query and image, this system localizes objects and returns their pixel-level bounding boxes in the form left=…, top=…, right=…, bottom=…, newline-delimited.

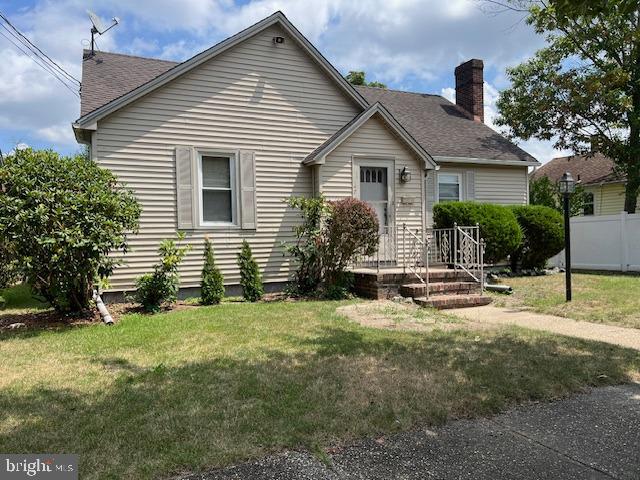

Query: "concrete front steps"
left=351, top=266, right=492, bottom=309
left=399, top=271, right=492, bottom=310
left=414, top=294, right=492, bottom=310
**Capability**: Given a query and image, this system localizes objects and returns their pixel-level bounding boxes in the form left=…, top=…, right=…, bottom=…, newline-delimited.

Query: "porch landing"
left=351, top=267, right=491, bottom=309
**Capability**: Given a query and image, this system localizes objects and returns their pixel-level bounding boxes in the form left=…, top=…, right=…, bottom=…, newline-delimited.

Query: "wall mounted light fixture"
left=400, top=166, right=411, bottom=183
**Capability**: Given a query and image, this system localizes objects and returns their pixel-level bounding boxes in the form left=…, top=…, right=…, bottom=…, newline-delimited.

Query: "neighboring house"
left=72, top=11, right=538, bottom=296
left=531, top=153, right=640, bottom=215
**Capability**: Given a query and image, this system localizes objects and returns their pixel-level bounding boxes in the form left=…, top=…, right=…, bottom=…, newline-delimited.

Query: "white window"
left=199, top=152, right=237, bottom=226
left=438, top=173, right=462, bottom=202
left=583, top=192, right=594, bottom=216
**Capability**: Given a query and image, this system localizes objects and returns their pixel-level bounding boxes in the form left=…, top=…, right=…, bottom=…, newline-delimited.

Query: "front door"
left=356, top=160, right=394, bottom=262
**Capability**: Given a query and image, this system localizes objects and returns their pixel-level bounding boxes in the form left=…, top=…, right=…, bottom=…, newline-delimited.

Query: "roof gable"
left=304, top=102, right=436, bottom=170
left=75, top=11, right=367, bottom=127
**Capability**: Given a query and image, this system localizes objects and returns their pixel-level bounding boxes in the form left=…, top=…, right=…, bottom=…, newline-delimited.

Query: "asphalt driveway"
left=183, top=383, right=640, bottom=479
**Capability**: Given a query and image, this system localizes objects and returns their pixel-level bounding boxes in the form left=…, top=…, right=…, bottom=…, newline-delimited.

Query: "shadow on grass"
left=0, top=325, right=638, bottom=479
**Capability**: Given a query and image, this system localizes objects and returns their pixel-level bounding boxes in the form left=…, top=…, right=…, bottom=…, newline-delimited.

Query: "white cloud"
left=0, top=0, right=564, bottom=160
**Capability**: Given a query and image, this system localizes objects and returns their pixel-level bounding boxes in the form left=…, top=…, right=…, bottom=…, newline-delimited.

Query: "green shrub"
left=0, top=241, right=19, bottom=290
left=0, top=295, right=5, bottom=310
left=433, top=201, right=523, bottom=264
left=0, top=148, right=141, bottom=312
left=200, top=237, right=225, bottom=305
left=284, top=196, right=379, bottom=298
left=510, top=205, right=564, bottom=270
left=284, top=196, right=329, bottom=295
left=237, top=240, right=263, bottom=302
left=135, top=233, right=190, bottom=312
left=324, top=198, right=379, bottom=286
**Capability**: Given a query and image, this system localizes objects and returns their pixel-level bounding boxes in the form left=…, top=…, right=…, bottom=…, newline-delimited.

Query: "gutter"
left=434, top=156, right=540, bottom=167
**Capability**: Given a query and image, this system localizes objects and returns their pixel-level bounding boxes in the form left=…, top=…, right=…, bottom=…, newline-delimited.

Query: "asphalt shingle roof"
left=354, top=86, right=535, bottom=162
left=79, top=51, right=536, bottom=163
left=531, top=153, right=623, bottom=186
left=80, top=50, right=177, bottom=117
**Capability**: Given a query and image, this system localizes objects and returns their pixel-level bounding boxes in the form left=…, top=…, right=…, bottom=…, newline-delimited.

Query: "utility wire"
left=0, top=25, right=78, bottom=95
left=0, top=10, right=80, bottom=85
left=0, top=27, right=79, bottom=97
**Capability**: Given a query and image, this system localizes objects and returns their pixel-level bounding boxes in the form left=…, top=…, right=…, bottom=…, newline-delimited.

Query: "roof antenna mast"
left=87, top=10, right=119, bottom=57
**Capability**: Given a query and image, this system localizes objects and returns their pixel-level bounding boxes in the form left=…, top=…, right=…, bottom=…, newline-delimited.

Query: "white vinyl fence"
left=550, top=212, right=640, bottom=272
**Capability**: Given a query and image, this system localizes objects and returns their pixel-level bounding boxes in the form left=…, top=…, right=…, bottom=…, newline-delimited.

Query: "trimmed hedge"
left=510, top=205, right=564, bottom=269
left=433, top=202, right=523, bottom=264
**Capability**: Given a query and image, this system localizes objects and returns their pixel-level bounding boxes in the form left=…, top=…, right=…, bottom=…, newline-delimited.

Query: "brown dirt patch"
left=337, top=301, right=496, bottom=333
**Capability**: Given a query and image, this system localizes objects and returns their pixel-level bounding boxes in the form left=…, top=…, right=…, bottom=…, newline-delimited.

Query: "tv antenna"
left=87, top=10, right=119, bottom=56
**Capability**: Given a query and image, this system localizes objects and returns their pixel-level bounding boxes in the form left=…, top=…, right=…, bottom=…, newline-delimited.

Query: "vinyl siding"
left=320, top=114, right=425, bottom=236
left=95, top=24, right=360, bottom=291
left=586, top=183, right=639, bottom=215
left=426, top=164, right=528, bottom=226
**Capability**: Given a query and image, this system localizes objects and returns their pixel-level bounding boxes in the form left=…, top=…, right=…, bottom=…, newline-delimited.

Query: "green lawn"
left=492, top=272, right=640, bottom=328
left=1, top=297, right=639, bottom=479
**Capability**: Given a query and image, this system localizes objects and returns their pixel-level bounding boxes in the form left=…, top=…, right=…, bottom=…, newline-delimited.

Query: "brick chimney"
left=455, top=59, right=484, bottom=123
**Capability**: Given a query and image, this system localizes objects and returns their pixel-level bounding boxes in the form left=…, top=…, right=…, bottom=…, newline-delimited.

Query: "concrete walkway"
left=448, top=305, right=640, bottom=351
left=182, top=384, right=640, bottom=479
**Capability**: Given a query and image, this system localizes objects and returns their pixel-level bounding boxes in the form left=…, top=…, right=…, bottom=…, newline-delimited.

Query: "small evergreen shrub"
left=237, top=240, right=263, bottom=302
left=0, top=295, right=5, bottom=310
left=433, top=201, right=523, bottom=264
left=135, top=233, right=190, bottom=312
left=510, top=205, right=564, bottom=270
left=200, top=237, right=225, bottom=305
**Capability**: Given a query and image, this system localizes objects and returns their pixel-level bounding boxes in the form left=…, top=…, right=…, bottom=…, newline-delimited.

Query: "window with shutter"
left=198, top=152, right=237, bottom=226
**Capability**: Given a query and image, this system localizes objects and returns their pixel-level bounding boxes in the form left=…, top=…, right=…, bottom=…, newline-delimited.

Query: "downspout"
left=93, top=289, right=114, bottom=325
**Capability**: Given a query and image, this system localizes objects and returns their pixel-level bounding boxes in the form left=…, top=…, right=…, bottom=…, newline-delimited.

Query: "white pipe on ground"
left=93, top=289, right=114, bottom=325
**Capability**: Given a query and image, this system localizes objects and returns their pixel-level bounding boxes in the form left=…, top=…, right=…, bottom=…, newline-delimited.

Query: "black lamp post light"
left=558, top=171, right=576, bottom=302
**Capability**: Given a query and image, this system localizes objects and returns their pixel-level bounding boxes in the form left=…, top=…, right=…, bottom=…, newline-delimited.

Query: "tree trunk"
left=624, top=177, right=639, bottom=213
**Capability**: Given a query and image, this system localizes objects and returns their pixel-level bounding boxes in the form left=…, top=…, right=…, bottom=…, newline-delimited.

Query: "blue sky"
left=0, top=0, right=567, bottom=162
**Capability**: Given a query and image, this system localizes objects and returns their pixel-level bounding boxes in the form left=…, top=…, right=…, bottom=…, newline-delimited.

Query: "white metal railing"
left=401, top=223, right=485, bottom=297
left=354, top=223, right=486, bottom=297
left=355, top=225, right=397, bottom=270
left=402, top=225, right=427, bottom=284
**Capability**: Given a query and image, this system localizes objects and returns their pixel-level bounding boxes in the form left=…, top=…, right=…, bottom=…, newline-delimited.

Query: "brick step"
left=400, top=282, right=480, bottom=298
left=414, top=294, right=492, bottom=310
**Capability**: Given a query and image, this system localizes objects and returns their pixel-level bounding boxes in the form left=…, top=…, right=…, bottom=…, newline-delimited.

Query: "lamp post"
left=558, top=172, right=576, bottom=301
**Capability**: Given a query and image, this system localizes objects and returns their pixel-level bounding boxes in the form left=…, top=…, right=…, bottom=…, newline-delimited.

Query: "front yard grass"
left=492, top=272, right=640, bottom=328
left=1, top=299, right=639, bottom=479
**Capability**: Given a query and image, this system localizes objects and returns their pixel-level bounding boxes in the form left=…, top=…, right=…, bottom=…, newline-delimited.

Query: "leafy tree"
left=529, top=175, right=586, bottom=216
left=0, top=148, right=140, bottom=313
left=237, top=240, right=263, bottom=302
left=200, top=237, right=225, bottom=305
left=495, top=0, right=640, bottom=213
left=345, top=71, right=387, bottom=88
left=135, top=233, right=190, bottom=313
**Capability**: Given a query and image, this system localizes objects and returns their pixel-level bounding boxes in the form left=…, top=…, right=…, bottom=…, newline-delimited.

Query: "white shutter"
left=425, top=170, right=436, bottom=226
left=466, top=170, right=476, bottom=201
left=239, top=150, right=257, bottom=230
left=175, top=145, right=196, bottom=229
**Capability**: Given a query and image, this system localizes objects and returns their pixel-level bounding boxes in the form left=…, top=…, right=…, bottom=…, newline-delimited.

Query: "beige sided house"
left=72, top=11, right=538, bottom=301
left=531, top=154, right=640, bottom=215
